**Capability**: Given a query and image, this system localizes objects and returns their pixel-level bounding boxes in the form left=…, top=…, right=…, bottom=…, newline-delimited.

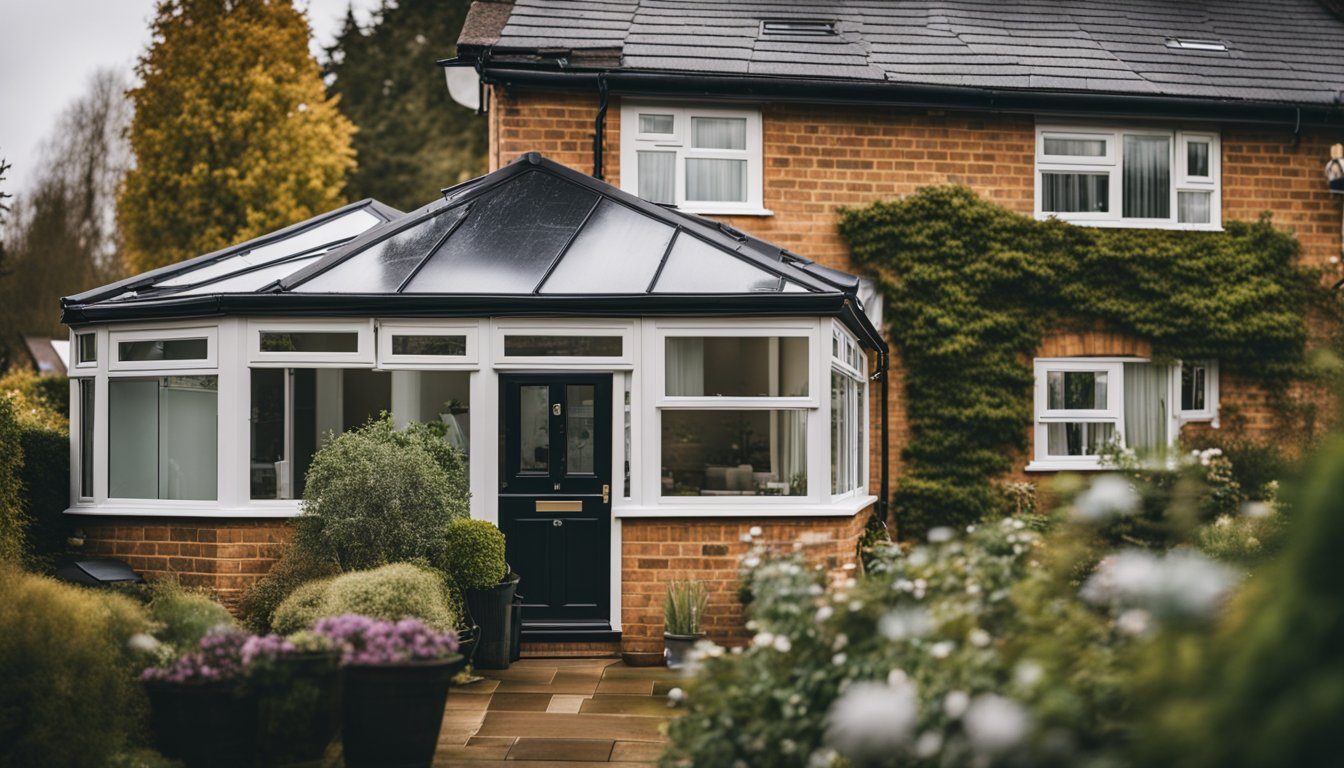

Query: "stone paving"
left=434, top=658, right=683, bottom=766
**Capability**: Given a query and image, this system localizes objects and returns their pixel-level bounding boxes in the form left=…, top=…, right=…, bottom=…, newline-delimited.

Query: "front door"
left=499, top=374, right=612, bottom=636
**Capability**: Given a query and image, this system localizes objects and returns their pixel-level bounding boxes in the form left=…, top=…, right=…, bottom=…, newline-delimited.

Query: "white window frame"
left=830, top=322, right=870, bottom=501
left=1034, top=124, right=1221, bottom=230
left=73, top=330, right=99, bottom=370
left=108, top=326, right=217, bottom=371
left=492, top=321, right=635, bottom=370
left=377, top=321, right=479, bottom=369
left=1176, top=359, right=1220, bottom=424
left=620, top=101, right=769, bottom=216
left=247, top=319, right=374, bottom=367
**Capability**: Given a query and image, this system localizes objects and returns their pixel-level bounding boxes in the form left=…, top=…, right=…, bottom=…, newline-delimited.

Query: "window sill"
left=677, top=206, right=774, bottom=217
left=1034, top=215, right=1222, bottom=232
left=614, top=494, right=877, bottom=518
left=1024, top=461, right=1106, bottom=473
left=65, top=502, right=303, bottom=519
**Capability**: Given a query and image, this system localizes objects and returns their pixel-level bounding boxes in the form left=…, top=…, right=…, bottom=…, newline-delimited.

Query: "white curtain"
left=691, top=117, right=746, bottom=149
left=1044, top=137, right=1106, bottom=157
left=686, top=158, right=746, bottom=202
left=665, top=338, right=705, bottom=396
left=1178, top=191, right=1211, bottom=224
left=1048, top=422, right=1115, bottom=456
left=1124, top=363, right=1170, bottom=454
left=777, top=410, right=807, bottom=496
left=1041, top=172, right=1108, bottom=213
left=637, top=151, right=675, bottom=205
left=1123, top=135, right=1170, bottom=218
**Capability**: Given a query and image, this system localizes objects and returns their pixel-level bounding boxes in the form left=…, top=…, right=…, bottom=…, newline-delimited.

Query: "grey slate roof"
left=464, top=0, right=1344, bottom=107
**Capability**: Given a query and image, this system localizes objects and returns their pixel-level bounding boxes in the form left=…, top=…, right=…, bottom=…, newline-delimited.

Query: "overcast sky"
left=0, top=0, right=382, bottom=196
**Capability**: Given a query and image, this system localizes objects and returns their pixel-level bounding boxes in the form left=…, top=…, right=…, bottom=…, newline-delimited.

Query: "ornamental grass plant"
left=665, top=579, right=710, bottom=636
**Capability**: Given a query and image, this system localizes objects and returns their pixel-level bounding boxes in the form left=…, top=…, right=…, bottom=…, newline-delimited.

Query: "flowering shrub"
left=313, top=615, right=458, bottom=666
left=141, top=627, right=251, bottom=685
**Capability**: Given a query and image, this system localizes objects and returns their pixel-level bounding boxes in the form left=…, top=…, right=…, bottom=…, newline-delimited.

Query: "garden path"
left=434, top=658, right=682, bottom=766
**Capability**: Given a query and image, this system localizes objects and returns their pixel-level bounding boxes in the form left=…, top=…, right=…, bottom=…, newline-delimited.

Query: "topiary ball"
left=441, top=519, right=506, bottom=591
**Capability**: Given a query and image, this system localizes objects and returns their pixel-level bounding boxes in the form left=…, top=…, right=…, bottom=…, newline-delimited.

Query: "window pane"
left=1041, top=172, right=1109, bottom=213
left=1046, top=422, right=1116, bottom=456
left=250, top=368, right=286, bottom=500
left=1123, top=135, right=1171, bottom=219
left=296, top=207, right=466, bottom=293
left=260, top=331, right=358, bottom=353
left=1044, top=137, right=1106, bottom=156
left=653, top=235, right=782, bottom=293
left=540, top=198, right=676, bottom=294
left=1178, top=191, right=1211, bottom=224
left=665, top=337, right=809, bottom=397
left=504, top=335, right=622, bottom=357
left=109, top=376, right=217, bottom=500
left=79, top=380, right=94, bottom=497
left=77, top=333, right=96, bottom=363
left=639, top=113, right=675, bottom=134
left=1182, top=364, right=1207, bottom=412
left=637, top=151, right=676, bottom=205
left=520, top=385, right=549, bottom=472
left=118, top=338, right=208, bottom=362
left=1046, top=370, right=1108, bottom=410
left=1187, top=141, right=1210, bottom=177
left=685, top=158, right=747, bottom=202
left=691, top=117, right=747, bottom=150
left=1124, top=362, right=1171, bottom=453
left=567, top=385, right=595, bottom=475
left=391, top=335, right=467, bottom=356
left=623, top=379, right=631, bottom=497
left=662, top=409, right=807, bottom=496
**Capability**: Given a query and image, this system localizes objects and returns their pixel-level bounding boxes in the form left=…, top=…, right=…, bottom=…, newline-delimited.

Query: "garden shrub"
left=294, top=416, right=467, bottom=571
left=239, top=545, right=341, bottom=633
left=0, top=398, right=26, bottom=564
left=441, top=518, right=506, bottom=590
left=0, top=566, right=151, bottom=767
left=147, top=578, right=235, bottom=651
left=18, top=425, right=70, bottom=567
left=271, top=562, right=460, bottom=634
left=839, top=186, right=1323, bottom=535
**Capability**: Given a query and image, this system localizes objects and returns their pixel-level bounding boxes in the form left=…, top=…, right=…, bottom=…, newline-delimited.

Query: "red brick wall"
left=75, top=517, right=292, bottom=609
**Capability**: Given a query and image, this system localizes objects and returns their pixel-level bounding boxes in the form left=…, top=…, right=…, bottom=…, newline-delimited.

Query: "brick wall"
left=75, top=517, right=292, bottom=609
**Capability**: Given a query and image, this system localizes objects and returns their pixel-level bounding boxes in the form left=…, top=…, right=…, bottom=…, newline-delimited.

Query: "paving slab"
left=581, top=694, right=678, bottom=717
left=507, top=738, right=616, bottom=761
left=488, top=692, right=555, bottom=712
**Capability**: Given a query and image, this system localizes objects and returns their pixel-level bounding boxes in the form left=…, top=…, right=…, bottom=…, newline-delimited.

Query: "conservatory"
left=62, top=153, right=885, bottom=646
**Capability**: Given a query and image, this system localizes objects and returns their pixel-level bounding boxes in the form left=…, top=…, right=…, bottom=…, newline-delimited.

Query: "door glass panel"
left=567, top=385, right=596, bottom=475
left=519, top=385, right=550, bottom=472
left=1046, top=370, right=1108, bottom=410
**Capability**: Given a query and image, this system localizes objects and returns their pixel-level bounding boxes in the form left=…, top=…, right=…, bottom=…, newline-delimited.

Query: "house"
left=18, top=336, right=69, bottom=376
left=61, top=156, right=884, bottom=658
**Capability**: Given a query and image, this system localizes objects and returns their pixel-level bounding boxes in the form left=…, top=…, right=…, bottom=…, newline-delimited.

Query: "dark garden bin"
left=145, top=680, right=258, bottom=768
left=341, top=655, right=465, bottom=768
left=464, top=572, right=519, bottom=670
left=509, top=592, right=524, bottom=662
left=256, top=651, right=342, bottom=767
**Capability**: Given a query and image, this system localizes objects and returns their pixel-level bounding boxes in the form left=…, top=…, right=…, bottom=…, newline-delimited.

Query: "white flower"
left=832, top=652, right=847, bottom=666
left=740, top=533, right=754, bottom=543
left=296, top=102, right=309, bottom=113
left=816, top=605, right=834, bottom=622
left=1072, top=474, right=1141, bottom=523
left=895, top=579, right=914, bottom=592
left=928, top=526, right=955, bottom=543
left=914, top=731, right=943, bottom=759
left=1014, top=660, right=1044, bottom=689
left=879, top=608, right=933, bottom=641
left=667, top=687, right=686, bottom=706
left=966, top=582, right=982, bottom=596
left=887, top=669, right=908, bottom=687
left=807, top=747, right=840, bottom=768
left=966, top=524, right=977, bottom=533
left=929, top=640, right=955, bottom=659
left=1081, top=548, right=1237, bottom=622
left=773, top=635, right=793, bottom=653
left=969, top=628, right=991, bottom=648
left=943, top=690, right=970, bottom=718
left=749, top=525, right=763, bottom=537
left=1116, top=608, right=1153, bottom=636
left=963, top=694, right=1031, bottom=756
left=824, top=680, right=919, bottom=760
left=832, top=633, right=849, bottom=651
left=848, top=600, right=863, bottom=612
left=743, top=555, right=761, bottom=568
left=127, top=633, right=161, bottom=653
left=1011, top=519, right=1025, bottom=530
left=1240, top=501, right=1273, bottom=518
left=752, top=631, right=775, bottom=648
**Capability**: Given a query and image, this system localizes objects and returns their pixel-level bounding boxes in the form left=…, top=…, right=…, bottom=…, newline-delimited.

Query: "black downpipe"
left=879, top=347, right=891, bottom=535
left=593, top=75, right=610, bottom=180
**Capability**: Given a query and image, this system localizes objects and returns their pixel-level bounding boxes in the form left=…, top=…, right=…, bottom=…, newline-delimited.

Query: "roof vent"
left=760, top=19, right=836, bottom=36
left=1165, top=37, right=1228, bottom=51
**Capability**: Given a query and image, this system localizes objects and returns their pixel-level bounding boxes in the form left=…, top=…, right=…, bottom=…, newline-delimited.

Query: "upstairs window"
left=1036, top=126, right=1219, bottom=229
left=621, top=103, right=766, bottom=215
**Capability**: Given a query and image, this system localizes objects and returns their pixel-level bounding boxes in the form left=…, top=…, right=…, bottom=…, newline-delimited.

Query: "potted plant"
left=441, top=518, right=518, bottom=669
left=664, top=580, right=710, bottom=669
left=245, top=631, right=343, bottom=767
left=141, top=628, right=260, bottom=767
left=314, top=614, right=463, bottom=768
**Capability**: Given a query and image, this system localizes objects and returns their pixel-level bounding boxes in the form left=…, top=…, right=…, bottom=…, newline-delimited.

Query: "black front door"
left=499, top=374, right=612, bottom=636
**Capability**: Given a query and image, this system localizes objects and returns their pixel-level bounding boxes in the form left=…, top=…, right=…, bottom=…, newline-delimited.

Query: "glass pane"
left=639, top=113, right=675, bottom=134
left=1044, top=137, right=1106, bottom=156
left=662, top=409, right=807, bottom=497
left=260, top=331, right=358, bottom=353
left=77, top=333, right=96, bottom=363
left=1178, top=191, right=1211, bottom=224
left=1123, top=135, right=1171, bottom=219
left=1182, top=364, right=1206, bottom=412
left=1124, top=362, right=1171, bottom=453
left=298, top=207, right=465, bottom=293
left=1046, top=422, right=1116, bottom=456
left=685, top=158, right=747, bottom=202
left=654, top=236, right=781, bottom=293
left=519, top=385, right=550, bottom=472
left=250, top=368, right=285, bottom=500
left=831, top=371, right=846, bottom=494
left=391, top=335, right=467, bottom=356
left=118, top=337, right=208, bottom=362
left=504, top=335, right=622, bottom=357
left=566, top=385, right=596, bottom=475
left=405, top=172, right=598, bottom=294
left=623, top=379, right=631, bottom=497
left=1046, top=370, right=1108, bottom=410
left=1041, top=172, right=1109, bottom=213
left=79, top=380, right=94, bottom=497
left=176, top=254, right=324, bottom=295
left=109, top=377, right=217, bottom=500
left=1187, top=141, right=1210, bottom=177
left=665, top=337, right=809, bottom=397
left=637, top=151, right=676, bottom=205
left=691, top=117, right=747, bottom=150
left=541, top=198, right=676, bottom=293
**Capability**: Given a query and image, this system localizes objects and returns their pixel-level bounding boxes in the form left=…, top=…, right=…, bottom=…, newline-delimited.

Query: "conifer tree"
left=118, top=0, right=356, bottom=274
left=324, top=0, right=485, bottom=211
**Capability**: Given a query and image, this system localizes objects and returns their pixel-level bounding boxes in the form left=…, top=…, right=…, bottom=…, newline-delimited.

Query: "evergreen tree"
left=118, top=0, right=356, bottom=274
left=324, top=0, right=486, bottom=211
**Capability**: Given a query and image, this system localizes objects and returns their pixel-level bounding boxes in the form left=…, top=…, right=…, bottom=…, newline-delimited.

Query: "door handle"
left=602, top=484, right=610, bottom=504
left=553, top=518, right=564, bottom=528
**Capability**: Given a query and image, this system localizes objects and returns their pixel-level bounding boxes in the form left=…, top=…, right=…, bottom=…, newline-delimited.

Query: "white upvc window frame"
left=1030, top=358, right=1125, bottom=472
left=73, top=330, right=99, bottom=369
left=492, top=320, right=636, bottom=370
left=108, top=326, right=217, bottom=371
left=620, top=101, right=769, bottom=216
left=377, top=321, right=479, bottom=369
left=1176, top=359, right=1220, bottom=424
left=247, top=318, right=375, bottom=367
left=1034, top=124, right=1221, bottom=230
left=830, top=322, right=870, bottom=501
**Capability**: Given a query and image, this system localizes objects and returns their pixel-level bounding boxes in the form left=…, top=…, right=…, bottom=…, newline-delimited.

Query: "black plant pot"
left=145, top=680, right=259, bottom=767
left=341, top=655, right=465, bottom=768
left=464, top=573, right=520, bottom=670
left=457, top=623, right=480, bottom=667
left=509, top=591, right=524, bottom=662
left=256, top=652, right=343, bottom=767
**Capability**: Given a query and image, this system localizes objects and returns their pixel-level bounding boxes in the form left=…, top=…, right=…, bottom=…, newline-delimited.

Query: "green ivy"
left=839, top=186, right=1326, bottom=536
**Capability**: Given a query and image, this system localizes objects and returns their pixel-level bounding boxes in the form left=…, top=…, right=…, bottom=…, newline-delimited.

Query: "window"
left=504, top=335, right=623, bottom=358
left=1030, top=358, right=1219, bottom=470
left=377, top=323, right=477, bottom=368
left=831, top=329, right=867, bottom=496
left=109, top=327, right=217, bottom=370
left=664, top=337, right=809, bottom=397
left=621, top=103, right=765, bottom=214
left=392, top=335, right=466, bottom=357
left=249, top=321, right=374, bottom=365
left=1036, top=126, right=1219, bottom=229
left=118, top=337, right=209, bottom=362
left=78, top=379, right=94, bottom=499
left=76, top=333, right=96, bottom=366
left=109, top=376, right=217, bottom=500
left=260, top=332, right=358, bottom=353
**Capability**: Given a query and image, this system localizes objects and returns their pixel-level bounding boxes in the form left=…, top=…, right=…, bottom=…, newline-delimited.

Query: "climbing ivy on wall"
left=839, top=186, right=1328, bottom=536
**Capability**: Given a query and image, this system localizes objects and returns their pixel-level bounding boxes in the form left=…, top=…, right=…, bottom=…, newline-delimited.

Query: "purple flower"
left=142, top=627, right=251, bottom=684
left=312, top=614, right=458, bottom=666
